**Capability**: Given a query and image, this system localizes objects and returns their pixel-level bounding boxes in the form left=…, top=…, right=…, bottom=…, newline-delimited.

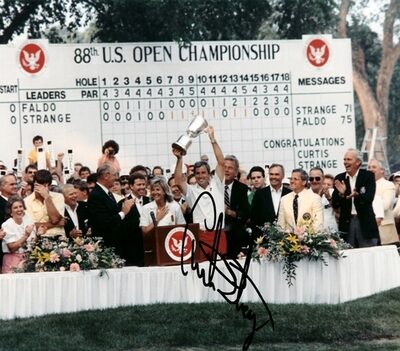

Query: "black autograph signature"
left=180, top=191, right=274, bottom=350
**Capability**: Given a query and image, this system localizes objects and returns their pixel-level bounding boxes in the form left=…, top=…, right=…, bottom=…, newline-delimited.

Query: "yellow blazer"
left=277, top=189, right=323, bottom=231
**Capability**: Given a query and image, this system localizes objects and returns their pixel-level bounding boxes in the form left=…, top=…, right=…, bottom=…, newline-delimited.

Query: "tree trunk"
left=336, top=0, right=400, bottom=168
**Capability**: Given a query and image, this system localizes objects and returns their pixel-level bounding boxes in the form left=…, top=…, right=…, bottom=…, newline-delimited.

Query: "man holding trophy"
left=172, top=116, right=227, bottom=261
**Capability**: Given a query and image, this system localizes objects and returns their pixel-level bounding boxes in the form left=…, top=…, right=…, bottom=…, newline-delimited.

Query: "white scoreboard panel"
left=0, top=36, right=355, bottom=174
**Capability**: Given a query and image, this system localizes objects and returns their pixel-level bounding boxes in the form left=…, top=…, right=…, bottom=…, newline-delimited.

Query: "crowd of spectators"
left=0, top=133, right=399, bottom=273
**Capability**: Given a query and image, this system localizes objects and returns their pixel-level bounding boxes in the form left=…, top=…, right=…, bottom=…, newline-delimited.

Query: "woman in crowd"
left=97, top=140, right=121, bottom=174
left=140, top=177, right=185, bottom=234
left=2, top=196, right=38, bottom=273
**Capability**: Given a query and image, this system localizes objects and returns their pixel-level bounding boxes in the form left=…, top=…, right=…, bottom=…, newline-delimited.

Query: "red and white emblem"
left=306, top=38, right=329, bottom=68
left=19, top=43, right=46, bottom=74
left=164, top=227, right=196, bottom=262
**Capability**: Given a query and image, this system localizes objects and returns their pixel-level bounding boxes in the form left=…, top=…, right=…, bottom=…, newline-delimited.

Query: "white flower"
left=76, top=254, right=82, bottom=263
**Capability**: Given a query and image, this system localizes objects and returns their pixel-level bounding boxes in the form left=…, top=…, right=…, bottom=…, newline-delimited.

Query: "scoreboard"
left=0, top=35, right=355, bottom=175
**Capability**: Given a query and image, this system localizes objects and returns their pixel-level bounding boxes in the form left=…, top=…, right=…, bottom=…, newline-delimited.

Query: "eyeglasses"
left=309, top=177, right=321, bottom=182
left=28, top=171, right=36, bottom=174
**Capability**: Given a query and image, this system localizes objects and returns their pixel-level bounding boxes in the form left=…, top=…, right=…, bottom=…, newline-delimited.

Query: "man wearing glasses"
left=309, top=167, right=338, bottom=231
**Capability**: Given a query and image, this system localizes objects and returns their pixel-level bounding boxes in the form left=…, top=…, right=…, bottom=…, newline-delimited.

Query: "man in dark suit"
left=87, top=164, right=134, bottom=256
left=332, top=148, right=379, bottom=248
left=119, top=172, right=149, bottom=266
left=0, top=174, right=18, bottom=222
left=251, top=163, right=291, bottom=233
left=224, top=155, right=251, bottom=258
left=0, top=174, right=18, bottom=268
left=63, top=184, right=89, bottom=238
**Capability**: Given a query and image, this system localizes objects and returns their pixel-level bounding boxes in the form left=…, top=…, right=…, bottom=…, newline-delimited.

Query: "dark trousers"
left=348, top=216, right=378, bottom=248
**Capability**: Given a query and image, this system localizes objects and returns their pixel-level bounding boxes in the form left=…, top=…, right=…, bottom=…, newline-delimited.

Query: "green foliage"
left=253, top=220, right=351, bottom=286
left=20, top=236, right=125, bottom=272
left=0, top=0, right=87, bottom=43
left=84, top=0, right=339, bottom=42
left=84, top=0, right=272, bottom=43
left=269, top=0, right=337, bottom=39
left=348, top=17, right=382, bottom=90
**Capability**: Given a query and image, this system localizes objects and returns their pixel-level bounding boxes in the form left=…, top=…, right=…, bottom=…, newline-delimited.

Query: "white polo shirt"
left=185, top=176, right=225, bottom=231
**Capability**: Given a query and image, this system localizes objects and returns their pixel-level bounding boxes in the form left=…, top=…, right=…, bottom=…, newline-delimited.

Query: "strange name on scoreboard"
left=0, top=36, right=355, bottom=175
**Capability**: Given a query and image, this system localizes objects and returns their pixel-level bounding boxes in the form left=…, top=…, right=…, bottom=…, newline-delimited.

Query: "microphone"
left=150, top=211, right=157, bottom=226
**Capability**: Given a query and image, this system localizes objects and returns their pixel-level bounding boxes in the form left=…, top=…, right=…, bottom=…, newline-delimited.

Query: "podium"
left=143, top=223, right=201, bottom=266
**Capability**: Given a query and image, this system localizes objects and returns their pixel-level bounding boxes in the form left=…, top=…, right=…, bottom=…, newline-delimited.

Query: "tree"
left=0, top=0, right=87, bottom=44
left=268, top=0, right=337, bottom=39
left=337, top=0, right=399, bottom=171
left=83, top=0, right=272, bottom=43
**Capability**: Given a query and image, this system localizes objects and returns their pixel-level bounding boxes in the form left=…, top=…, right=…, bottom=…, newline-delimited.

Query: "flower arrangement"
left=252, top=213, right=351, bottom=286
left=18, top=236, right=125, bottom=273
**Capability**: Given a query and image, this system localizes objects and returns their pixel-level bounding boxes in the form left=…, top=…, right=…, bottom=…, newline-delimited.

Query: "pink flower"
left=84, top=244, right=95, bottom=252
left=61, top=248, right=72, bottom=258
left=50, top=252, right=60, bottom=263
left=329, top=239, right=337, bottom=248
left=257, top=247, right=268, bottom=257
left=301, top=245, right=310, bottom=254
left=69, top=263, right=80, bottom=272
left=294, top=227, right=305, bottom=241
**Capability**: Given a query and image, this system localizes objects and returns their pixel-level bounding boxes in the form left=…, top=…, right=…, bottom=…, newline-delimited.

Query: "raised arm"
left=34, top=184, right=63, bottom=225
left=206, top=126, right=224, bottom=182
left=172, top=147, right=187, bottom=195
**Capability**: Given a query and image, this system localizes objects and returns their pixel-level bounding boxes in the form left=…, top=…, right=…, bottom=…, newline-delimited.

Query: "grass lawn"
left=0, top=287, right=399, bottom=351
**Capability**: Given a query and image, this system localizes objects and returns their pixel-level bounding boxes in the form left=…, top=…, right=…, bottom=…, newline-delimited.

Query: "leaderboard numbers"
left=101, top=75, right=191, bottom=86
left=100, top=96, right=290, bottom=122
left=100, top=73, right=291, bottom=87
left=9, top=103, right=17, bottom=124
left=99, top=73, right=292, bottom=123
left=197, top=73, right=290, bottom=84
left=102, top=100, right=166, bottom=121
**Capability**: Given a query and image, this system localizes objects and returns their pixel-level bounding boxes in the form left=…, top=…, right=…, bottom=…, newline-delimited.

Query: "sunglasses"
left=309, top=177, right=321, bottom=182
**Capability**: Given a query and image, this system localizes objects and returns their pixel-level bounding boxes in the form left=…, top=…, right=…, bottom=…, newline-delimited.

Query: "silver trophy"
left=172, top=115, right=208, bottom=155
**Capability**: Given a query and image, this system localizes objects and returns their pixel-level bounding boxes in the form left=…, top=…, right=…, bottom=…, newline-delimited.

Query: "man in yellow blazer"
left=277, top=168, right=324, bottom=231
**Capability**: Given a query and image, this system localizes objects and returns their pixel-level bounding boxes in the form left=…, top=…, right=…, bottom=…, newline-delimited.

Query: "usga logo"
left=164, top=227, right=196, bottom=262
left=306, top=38, right=330, bottom=68
left=19, top=42, right=46, bottom=74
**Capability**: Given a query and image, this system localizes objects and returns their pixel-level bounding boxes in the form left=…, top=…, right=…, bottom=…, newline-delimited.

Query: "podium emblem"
left=164, top=227, right=196, bottom=262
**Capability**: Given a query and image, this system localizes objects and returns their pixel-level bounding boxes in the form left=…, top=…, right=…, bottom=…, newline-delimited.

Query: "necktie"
left=293, top=194, right=299, bottom=224
left=108, top=191, right=117, bottom=204
left=224, top=185, right=230, bottom=208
